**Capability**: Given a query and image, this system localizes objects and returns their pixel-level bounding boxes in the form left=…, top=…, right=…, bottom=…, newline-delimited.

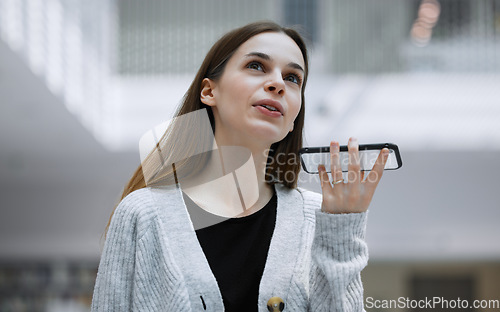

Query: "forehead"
left=232, top=32, right=305, bottom=69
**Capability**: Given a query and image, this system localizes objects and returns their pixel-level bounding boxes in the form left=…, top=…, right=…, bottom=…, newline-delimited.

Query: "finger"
left=347, top=137, right=361, bottom=207
left=318, top=165, right=332, bottom=191
left=365, top=148, right=389, bottom=189
left=329, top=141, right=343, bottom=186
left=347, top=137, right=361, bottom=184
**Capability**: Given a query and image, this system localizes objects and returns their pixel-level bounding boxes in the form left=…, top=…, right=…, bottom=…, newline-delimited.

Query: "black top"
left=182, top=191, right=277, bottom=312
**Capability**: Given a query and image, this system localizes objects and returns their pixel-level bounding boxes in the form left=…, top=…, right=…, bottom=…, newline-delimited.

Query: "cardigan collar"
left=149, top=183, right=305, bottom=311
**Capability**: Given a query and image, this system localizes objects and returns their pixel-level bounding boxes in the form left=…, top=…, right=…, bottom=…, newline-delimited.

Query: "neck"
left=180, top=134, right=275, bottom=217
left=213, top=131, right=274, bottom=197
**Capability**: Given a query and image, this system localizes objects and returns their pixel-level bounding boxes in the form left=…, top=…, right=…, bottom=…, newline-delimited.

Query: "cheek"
left=217, top=77, right=249, bottom=106
left=289, top=94, right=302, bottom=119
left=286, top=101, right=302, bottom=131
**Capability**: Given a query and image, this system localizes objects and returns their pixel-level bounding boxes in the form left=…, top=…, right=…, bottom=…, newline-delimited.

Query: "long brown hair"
left=105, top=21, right=309, bottom=234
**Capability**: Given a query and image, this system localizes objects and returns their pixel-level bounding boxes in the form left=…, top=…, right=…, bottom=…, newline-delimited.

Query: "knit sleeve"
left=309, top=210, right=368, bottom=312
left=91, top=189, right=156, bottom=311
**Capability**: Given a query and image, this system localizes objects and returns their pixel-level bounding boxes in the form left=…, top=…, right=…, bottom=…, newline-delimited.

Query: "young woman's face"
left=201, top=32, right=305, bottom=147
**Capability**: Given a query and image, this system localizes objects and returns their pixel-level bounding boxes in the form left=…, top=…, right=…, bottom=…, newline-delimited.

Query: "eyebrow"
left=244, top=52, right=305, bottom=73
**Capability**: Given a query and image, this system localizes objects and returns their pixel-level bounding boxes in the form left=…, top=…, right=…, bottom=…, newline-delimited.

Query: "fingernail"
left=318, top=165, right=325, bottom=172
left=382, top=148, right=389, bottom=160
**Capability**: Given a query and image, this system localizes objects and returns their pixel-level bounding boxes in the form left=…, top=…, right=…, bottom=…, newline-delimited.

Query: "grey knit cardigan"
left=91, top=184, right=368, bottom=311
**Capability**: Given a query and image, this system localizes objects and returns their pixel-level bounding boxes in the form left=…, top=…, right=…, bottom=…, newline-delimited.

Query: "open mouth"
left=252, top=100, right=284, bottom=116
left=259, top=104, right=280, bottom=112
left=253, top=105, right=283, bottom=117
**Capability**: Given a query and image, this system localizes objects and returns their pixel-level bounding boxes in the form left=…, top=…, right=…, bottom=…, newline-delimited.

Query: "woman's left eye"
left=247, top=61, right=264, bottom=71
left=284, top=74, right=301, bottom=85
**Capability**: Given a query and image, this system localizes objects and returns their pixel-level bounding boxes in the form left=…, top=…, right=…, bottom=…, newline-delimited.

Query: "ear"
left=200, top=78, right=217, bottom=107
left=289, top=122, right=294, bottom=133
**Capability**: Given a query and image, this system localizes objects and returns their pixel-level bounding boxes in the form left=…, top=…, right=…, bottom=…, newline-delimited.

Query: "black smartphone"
left=299, top=143, right=402, bottom=174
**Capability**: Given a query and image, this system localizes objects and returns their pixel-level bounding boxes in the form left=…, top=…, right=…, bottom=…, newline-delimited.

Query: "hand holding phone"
left=304, top=139, right=401, bottom=214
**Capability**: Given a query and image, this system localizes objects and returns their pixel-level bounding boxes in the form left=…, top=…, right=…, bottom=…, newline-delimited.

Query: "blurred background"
left=1, top=0, right=499, bottom=311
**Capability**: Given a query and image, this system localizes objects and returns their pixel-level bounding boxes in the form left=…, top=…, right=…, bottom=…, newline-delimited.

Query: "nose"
left=264, top=70, right=285, bottom=96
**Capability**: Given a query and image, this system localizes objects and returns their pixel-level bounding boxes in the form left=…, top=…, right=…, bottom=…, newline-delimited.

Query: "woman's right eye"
left=247, top=61, right=264, bottom=71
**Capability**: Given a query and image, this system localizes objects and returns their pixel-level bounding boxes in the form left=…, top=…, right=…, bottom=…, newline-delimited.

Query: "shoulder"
left=115, top=187, right=157, bottom=217
left=296, top=187, right=322, bottom=223
left=275, top=184, right=322, bottom=207
left=275, top=184, right=322, bottom=222
left=109, top=187, right=159, bottom=238
left=296, top=187, right=322, bottom=209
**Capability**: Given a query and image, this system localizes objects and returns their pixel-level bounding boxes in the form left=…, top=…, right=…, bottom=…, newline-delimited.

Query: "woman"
left=91, top=21, right=389, bottom=312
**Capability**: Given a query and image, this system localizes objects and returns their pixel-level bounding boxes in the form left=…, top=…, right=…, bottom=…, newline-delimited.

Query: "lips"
left=252, top=99, right=284, bottom=116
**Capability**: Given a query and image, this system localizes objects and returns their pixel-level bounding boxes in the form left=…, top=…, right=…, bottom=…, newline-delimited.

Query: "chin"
left=250, top=125, right=288, bottom=144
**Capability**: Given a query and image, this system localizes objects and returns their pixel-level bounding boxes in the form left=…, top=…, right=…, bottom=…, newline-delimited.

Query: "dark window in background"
left=434, top=0, right=471, bottom=38
left=410, top=0, right=472, bottom=39
left=494, top=0, right=500, bottom=36
left=411, top=0, right=500, bottom=39
left=411, top=276, right=475, bottom=312
left=283, top=0, right=318, bottom=45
